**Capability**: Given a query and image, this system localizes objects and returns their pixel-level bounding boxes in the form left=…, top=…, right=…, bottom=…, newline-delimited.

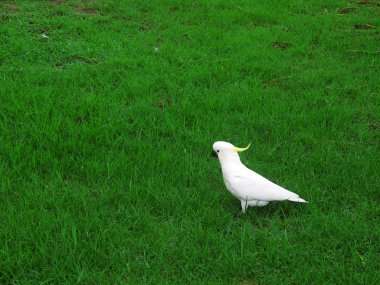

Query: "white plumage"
left=212, top=141, right=307, bottom=213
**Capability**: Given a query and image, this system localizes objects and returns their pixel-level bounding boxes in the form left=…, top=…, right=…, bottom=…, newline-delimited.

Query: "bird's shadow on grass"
left=230, top=200, right=307, bottom=222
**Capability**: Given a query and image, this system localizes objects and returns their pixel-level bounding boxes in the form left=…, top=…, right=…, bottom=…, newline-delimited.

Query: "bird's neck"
left=219, top=153, right=243, bottom=173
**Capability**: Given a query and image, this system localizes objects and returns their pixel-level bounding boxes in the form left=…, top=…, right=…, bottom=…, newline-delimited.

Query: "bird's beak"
left=233, top=143, right=251, bottom=152
left=212, top=150, right=218, bottom=158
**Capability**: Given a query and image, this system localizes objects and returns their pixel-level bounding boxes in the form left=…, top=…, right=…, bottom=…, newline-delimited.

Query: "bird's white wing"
left=229, top=169, right=301, bottom=202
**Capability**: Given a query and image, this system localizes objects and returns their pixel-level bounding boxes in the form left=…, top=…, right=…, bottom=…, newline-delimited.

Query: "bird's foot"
left=240, top=200, right=248, bottom=213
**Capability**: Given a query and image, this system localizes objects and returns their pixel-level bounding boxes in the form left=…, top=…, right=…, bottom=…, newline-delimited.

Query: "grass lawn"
left=0, top=0, right=379, bottom=284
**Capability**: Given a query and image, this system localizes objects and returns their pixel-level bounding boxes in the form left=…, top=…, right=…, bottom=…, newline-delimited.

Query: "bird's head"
left=212, top=141, right=250, bottom=161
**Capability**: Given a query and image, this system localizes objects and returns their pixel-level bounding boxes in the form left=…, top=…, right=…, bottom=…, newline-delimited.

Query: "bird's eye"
left=217, top=150, right=220, bottom=153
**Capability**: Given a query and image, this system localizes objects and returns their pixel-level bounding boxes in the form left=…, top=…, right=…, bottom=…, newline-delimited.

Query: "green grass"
left=0, top=0, right=379, bottom=283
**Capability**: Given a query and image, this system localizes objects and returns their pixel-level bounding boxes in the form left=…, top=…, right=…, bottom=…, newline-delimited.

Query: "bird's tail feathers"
left=288, top=197, right=308, bottom=203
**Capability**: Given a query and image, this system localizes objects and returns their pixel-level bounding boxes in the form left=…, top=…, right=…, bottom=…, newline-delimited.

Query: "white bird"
left=212, top=141, right=308, bottom=213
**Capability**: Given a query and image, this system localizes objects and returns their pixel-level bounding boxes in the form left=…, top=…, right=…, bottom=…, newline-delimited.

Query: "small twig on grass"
left=262, top=76, right=292, bottom=89
left=354, top=23, right=376, bottom=30
left=347, top=50, right=380, bottom=54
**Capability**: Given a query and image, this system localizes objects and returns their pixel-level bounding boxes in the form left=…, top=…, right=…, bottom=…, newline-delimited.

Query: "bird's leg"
left=240, top=199, right=248, bottom=213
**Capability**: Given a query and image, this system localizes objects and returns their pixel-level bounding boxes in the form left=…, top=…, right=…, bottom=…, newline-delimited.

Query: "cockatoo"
left=212, top=141, right=307, bottom=213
